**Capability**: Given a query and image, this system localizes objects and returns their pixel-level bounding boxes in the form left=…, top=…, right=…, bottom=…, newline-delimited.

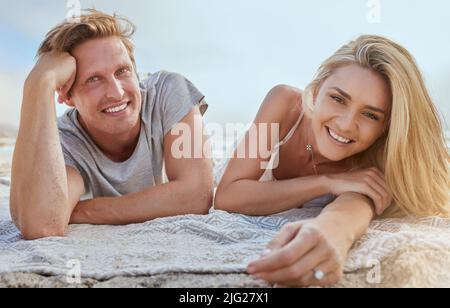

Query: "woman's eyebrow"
left=366, top=105, right=386, bottom=114
left=331, top=86, right=386, bottom=114
left=331, top=86, right=352, bottom=101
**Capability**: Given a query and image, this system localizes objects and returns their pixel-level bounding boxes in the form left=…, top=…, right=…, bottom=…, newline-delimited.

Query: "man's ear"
left=65, top=95, right=75, bottom=108
left=59, top=93, right=75, bottom=107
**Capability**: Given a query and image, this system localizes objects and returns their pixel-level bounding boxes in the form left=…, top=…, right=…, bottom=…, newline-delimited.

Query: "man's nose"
left=106, top=77, right=125, bottom=101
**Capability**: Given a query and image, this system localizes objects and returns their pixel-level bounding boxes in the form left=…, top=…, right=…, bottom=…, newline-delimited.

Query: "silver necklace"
left=306, top=144, right=319, bottom=176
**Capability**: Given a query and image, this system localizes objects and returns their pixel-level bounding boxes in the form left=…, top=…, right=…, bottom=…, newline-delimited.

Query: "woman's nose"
left=336, top=112, right=358, bottom=133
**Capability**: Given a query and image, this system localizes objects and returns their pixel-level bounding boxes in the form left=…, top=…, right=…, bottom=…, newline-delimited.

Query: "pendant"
left=306, top=144, right=312, bottom=151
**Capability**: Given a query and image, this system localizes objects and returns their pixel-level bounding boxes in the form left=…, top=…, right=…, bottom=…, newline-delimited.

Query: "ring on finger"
left=313, top=269, right=325, bottom=281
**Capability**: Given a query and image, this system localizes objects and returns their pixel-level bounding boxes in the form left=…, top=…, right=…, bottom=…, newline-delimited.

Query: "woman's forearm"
left=316, top=192, right=375, bottom=248
left=215, top=175, right=331, bottom=216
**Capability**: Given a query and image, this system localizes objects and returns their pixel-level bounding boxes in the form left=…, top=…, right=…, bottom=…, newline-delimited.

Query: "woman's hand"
left=326, top=167, right=393, bottom=215
left=247, top=219, right=352, bottom=287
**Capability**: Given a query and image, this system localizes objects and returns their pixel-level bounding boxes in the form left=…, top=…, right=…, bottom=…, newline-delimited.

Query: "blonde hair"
left=38, top=9, right=136, bottom=68
left=303, top=35, right=450, bottom=218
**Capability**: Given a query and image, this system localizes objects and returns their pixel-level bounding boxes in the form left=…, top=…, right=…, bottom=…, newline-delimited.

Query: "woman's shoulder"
left=269, top=84, right=302, bottom=101
left=255, top=84, right=304, bottom=136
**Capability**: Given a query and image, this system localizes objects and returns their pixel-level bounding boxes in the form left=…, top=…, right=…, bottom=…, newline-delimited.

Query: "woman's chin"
left=318, top=145, right=350, bottom=163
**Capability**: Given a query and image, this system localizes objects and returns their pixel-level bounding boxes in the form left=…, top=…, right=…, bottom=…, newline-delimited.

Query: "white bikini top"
left=259, top=110, right=305, bottom=182
left=258, top=110, right=336, bottom=207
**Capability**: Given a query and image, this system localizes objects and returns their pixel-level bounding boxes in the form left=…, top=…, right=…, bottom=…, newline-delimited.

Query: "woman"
left=215, top=35, right=450, bottom=287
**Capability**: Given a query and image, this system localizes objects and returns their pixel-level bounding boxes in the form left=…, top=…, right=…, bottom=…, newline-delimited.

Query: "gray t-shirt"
left=57, top=71, right=207, bottom=200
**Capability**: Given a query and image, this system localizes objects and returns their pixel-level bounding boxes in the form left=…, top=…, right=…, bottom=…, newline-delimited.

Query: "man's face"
left=311, top=64, right=391, bottom=162
left=66, top=36, right=142, bottom=136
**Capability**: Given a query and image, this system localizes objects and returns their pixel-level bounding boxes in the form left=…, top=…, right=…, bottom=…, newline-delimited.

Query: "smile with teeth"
left=103, top=102, right=129, bottom=114
left=327, top=127, right=354, bottom=144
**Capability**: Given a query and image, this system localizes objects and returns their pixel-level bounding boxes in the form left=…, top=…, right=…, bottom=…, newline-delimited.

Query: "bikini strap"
left=279, top=110, right=305, bottom=146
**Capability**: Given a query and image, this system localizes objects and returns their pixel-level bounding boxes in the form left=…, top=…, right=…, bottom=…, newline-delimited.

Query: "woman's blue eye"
left=365, top=113, right=380, bottom=121
left=331, top=95, right=344, bottom=103
left=331, top=95, right=380, bottom=121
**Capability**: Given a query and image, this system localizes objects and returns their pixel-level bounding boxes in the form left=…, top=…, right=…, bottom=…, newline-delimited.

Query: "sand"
left=0, top=268, right=404, bottom=288
left=0, top=273, right=273, bottom=288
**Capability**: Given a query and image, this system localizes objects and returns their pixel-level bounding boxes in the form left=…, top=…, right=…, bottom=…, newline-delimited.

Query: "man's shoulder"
left=141, top=70, right=188, bottom=90
left=140, top=70, right=197, bottom=114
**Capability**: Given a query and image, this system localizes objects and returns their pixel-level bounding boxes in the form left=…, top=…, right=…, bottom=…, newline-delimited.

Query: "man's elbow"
left=14, top=207, right=67, bottom=240
left=10, top=193, right=69, bottom=240
left=20, top=223, right=66, bottom=241
left=194, top=187, right=214, bottom=215
left=185, top=181, right=214, bottom=215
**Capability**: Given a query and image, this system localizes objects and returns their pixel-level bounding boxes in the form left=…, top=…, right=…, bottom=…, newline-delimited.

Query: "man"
left=10, top=10, right=214, bottom=240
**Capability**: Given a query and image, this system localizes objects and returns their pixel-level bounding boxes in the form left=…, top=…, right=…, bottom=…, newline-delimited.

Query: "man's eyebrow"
left=331, top=86, right=386, bottom=114
left=83, top=64, right=131, bottom=79
left=85, top=72, right=100, bottom=78
left=115, top=63, right=133, bottom=69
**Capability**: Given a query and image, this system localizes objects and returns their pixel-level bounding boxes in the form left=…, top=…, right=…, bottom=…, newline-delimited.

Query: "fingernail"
left=247, top=266, right=256, bottom=274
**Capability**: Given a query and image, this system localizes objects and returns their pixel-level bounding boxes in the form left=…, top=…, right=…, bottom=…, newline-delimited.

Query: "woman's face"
left=311, top=64, right=391, bottom=162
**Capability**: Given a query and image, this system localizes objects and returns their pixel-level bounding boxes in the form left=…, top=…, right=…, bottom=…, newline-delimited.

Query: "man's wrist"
left=25, top=69, right=57, bottom=93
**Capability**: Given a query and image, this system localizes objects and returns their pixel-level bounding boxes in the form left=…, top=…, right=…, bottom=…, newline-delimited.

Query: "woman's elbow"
left=214, top=187, right=240, bottom=213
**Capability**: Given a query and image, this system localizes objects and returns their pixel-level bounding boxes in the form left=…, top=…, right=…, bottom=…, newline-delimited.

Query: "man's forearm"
left=70, top=179, right=212, bottom=225
left=10, top=77, right=70, bottom=235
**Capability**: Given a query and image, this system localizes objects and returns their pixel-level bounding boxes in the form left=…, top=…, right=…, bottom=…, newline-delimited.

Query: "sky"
left=0, top=0, right=449, bottom=131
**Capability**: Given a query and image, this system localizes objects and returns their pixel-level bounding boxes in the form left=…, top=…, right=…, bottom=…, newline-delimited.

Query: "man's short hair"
left=38, top=9, right=137, bottom=69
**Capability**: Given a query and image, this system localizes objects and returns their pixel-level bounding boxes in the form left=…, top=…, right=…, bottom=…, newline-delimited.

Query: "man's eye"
left=117, top=68, right=130, bottom=76
left=87, top=76, right=100, bottom=83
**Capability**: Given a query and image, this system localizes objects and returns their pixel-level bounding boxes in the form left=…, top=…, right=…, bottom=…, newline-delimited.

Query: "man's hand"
left=26, top=52, right=77, bottom=103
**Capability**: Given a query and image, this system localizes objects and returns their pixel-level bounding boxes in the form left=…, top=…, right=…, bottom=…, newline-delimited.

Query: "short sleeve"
left=157, top=72, right=207, bottom=136
left=60, top=137, right=91, bottom=198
